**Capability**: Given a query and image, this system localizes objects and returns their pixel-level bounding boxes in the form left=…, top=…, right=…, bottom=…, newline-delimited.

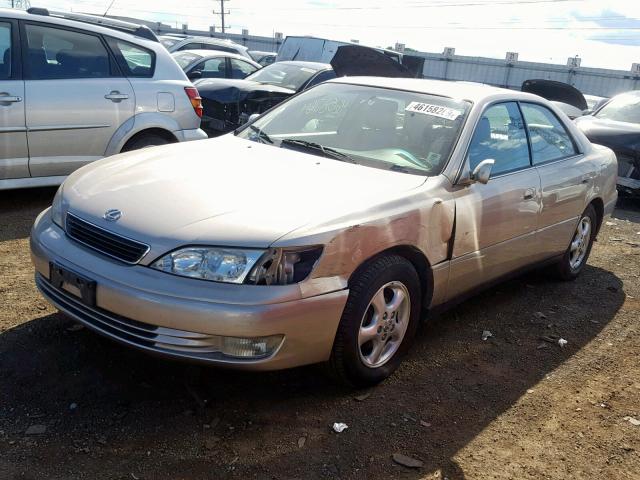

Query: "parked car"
left=196, top=46, right=415, bottom=135
left=31, top=78, right=617, bottom=386
left=277, top=35, right=425, bottom=77
left=195, top=61, right=334, bottom=135
left=0, top=8, right=207, bottom=190
left=249, top=50, right=276, bottom=67
left=159, top=34, right=252, bottom=59
left=172, top=50, right=260, bottom=81
left=575, top=90, right=640, bottom=196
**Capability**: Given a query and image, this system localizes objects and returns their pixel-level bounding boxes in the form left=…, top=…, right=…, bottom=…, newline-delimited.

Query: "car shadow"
left=0, top=263, right=625, bottom=479
left=0, top=187, right=56, bottom=242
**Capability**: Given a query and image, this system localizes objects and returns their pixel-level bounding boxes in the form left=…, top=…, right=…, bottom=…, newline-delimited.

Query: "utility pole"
left=213, top=0, right=230, bottom=33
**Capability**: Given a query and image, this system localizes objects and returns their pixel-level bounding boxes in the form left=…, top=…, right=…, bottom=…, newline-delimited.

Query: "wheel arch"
left=121, top=128, right=178, bottom=152
left=589, top=197, right=605, bottom=236
left=348, top=245, right=434, bottom=311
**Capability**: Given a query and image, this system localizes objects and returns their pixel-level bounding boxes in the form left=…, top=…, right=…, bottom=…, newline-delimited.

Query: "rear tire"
left=550, top=204, right=597, bottom=281
left=121, top=134, right=170, bottom=152
left=328, top=255, right=421, bottom=387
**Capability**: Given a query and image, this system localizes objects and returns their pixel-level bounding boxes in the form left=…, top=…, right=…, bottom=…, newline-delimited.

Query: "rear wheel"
left=328, top=255, right=421, bottom=387
left=121, top=133, right=170, bottom=152
left=550, top=204, right=597, bottom=281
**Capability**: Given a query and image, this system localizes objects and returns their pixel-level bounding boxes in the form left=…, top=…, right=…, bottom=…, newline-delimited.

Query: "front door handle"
left=523, top=188, right=536, bottom=200
left=104, top=91, right=129, bottom=102
left=0, top=95, right=23, bottom=103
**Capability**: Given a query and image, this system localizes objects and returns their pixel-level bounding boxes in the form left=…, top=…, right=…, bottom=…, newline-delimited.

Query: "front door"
left=0, top=19, right=28, bottom=181
left=447, top=102, right=541, bottom=300
left=22, top=22, right=134, bottom=177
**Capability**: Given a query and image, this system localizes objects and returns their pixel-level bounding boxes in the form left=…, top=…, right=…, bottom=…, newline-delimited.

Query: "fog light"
left=222, top=335, right=283, bottom=358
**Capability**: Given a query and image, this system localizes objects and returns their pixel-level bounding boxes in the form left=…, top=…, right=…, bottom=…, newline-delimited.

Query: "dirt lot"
left=0, top=188, right=639, bottom=480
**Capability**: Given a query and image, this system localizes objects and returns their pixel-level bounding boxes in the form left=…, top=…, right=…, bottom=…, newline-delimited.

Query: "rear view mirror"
left=470, top=159, right=495, bottom=184
left=247, top=113, right=260, bottom=124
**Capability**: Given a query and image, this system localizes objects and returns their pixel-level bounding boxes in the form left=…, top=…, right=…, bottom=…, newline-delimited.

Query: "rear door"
left=22, top=22, right=135, bottom=177
left=228, top=57, right=259, bottom=79
left=0, top=19, right=29, bottom=180
left=520, top=102, right=587, bottom=258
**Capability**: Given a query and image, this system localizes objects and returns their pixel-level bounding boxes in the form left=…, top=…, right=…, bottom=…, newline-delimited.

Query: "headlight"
left=150, top=247, right=265, bottom=283
left=150, top=246, right=323, bottom=285
left=51, top=184, right=65, bottom=228
left=247, top=246, right=323, bottom=285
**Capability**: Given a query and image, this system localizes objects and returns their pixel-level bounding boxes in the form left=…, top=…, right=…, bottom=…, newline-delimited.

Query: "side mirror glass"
left=188, top=70, right=202, bottom=80
left=470, top=159, right=495, bottom=184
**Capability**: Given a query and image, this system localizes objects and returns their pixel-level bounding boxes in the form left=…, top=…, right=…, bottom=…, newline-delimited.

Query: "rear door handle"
left=0, top=95, right=22, bottom=103
left=523, top=188, right=536, bottom=200
left=104, top=91, right=129, bottom=102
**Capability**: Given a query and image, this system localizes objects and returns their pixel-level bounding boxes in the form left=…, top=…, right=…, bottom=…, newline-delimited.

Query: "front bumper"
left=30, top=210, right=348, bottom=370
left=174, top=127, right=209, bottom=142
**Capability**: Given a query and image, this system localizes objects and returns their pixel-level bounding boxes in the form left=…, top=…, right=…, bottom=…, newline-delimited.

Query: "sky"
left=10, top=0, right=640, bottom=71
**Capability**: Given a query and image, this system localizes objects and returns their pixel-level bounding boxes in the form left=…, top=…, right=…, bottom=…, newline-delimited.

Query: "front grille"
left=36, top=274, right=228, bottom=360
left=65, top=213, right=150, bottom=264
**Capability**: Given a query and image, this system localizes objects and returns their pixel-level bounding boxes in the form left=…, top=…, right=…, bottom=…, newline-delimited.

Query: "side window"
left=204, top=44, right=236, bottom=54
left=306, top=70, right=337, bottom=89
left=0, top=22, right=11, bottom=79
left=25, top=24, right=112, bottom=79
left=520, top=103, right=578, bottom=164
left=468, top=102, right=530, bottom=176
left=199, top=57, right=226, bottom=78
left=229, top=58, right=258, bottom=79
left=107, top=39, right=154, bottom=77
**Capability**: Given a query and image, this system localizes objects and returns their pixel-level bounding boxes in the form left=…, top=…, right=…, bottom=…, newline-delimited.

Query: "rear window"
left=172, top=52, right=202, bottom=70
left=107, top=38, right=155, bottom=78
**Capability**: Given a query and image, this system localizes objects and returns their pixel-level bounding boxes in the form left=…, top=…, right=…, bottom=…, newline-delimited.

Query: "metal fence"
left=113, top=16, right=640, bottom=98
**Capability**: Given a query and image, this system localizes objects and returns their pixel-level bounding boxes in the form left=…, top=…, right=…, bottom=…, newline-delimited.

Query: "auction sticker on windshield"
left=405, top=102, right=461, bottom=121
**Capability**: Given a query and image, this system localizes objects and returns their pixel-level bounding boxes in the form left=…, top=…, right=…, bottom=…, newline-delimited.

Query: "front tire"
left=550, top=204, right=597, bottom=281
left=328, top=255, right=422, bottom=387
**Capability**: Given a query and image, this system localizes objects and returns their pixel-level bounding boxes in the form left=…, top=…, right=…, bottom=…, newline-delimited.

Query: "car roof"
left=176, top=36, right=247, bottom=49
left=173, top=49, right=260, bottom=66
left=327, top=77, right=542, bottom=103
left=274, top=61, right=332, bottom=70
left=0, top=8, right=159, bottom=45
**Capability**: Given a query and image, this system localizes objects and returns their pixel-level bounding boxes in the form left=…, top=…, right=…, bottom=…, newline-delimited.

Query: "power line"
left=213, top=0, right=230, bottom=33
left=253, top=0, right=583, bottom=11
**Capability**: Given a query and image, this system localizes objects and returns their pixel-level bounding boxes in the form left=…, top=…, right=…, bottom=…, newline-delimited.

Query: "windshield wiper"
left=279, top=139, right=357, bottom=163
left=248, top=125, right=273, bottom=144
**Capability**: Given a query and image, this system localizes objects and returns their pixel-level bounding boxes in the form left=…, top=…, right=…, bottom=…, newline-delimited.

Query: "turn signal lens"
left=184, top=86, right=203, bottom=118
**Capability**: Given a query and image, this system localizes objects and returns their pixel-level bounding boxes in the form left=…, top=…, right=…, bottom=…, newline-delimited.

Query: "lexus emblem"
left=103, top=209, right=122, bottom=222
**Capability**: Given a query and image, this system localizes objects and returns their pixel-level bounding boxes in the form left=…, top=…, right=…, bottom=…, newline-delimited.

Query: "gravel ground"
left=0, top=188, right=639, bottom=480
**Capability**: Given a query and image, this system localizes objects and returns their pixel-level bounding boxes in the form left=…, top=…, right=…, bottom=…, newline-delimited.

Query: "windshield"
left=595, top=92, right=640, bottom=124
left=160, top=37, right=179, bottom=49
left=236, top=83, right=471, bottom=175
left=172, top=52, right=202, bottom=70
left=246, top=63, right=321, bottom=90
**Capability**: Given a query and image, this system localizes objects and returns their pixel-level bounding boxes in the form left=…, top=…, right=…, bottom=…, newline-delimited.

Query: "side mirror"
left=470, top=159, right=495, bottom=184
left=188, top=70, right=202, bottom=80
left=247, top=113, right=261, bottom=124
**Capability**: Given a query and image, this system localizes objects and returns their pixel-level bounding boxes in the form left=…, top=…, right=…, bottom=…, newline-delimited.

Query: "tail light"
left=184, top=87, right=203, bottom=118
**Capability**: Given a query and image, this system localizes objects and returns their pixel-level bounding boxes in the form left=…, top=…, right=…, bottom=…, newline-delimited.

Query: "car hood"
left=522, top=79, right=588, bottom=111
left=330, top=45, right=414, bottom=78
left=574, top=115, right=640, bottom=155
left=63, top=135, right=427, bottom=263
left=195, top=78, right=296, bottom=99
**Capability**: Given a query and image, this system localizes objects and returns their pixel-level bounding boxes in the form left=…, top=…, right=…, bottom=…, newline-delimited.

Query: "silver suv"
left=0, top=8, right=207, bottom=190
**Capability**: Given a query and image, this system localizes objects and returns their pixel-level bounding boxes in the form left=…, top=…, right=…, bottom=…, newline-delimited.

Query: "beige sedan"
left=31, top=78, right=618, bottom=386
